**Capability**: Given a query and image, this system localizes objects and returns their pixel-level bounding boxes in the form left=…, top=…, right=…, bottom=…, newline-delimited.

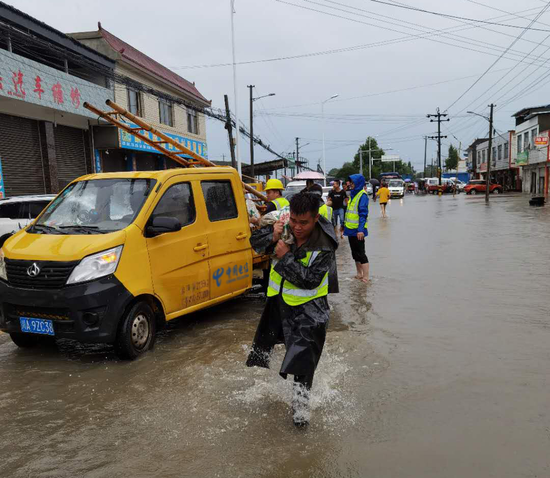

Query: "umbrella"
left=369, top=178, right=380, bottom=186
left=293, top=171, right=325, bottom=180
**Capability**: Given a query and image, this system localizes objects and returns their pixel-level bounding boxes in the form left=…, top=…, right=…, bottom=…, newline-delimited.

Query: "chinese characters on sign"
left=0, top=49, right=113, bottom=118
left=213, top=262, right=250, bottom=287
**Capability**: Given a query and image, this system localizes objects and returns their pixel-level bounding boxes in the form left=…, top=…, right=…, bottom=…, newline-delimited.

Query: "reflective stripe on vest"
left=345, top=189, right=367, bottom=230
left=266, top=250, right=328, bottom=306
left=272, top=197, right=290, bottom=210
left=319, top=204, right=333, bottom=221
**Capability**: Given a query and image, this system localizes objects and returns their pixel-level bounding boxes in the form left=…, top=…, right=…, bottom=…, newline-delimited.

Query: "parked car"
left=0, top=195, right=56, bottom=245
left=388, top=179, right=405, bottom=198
left=465, top=180, right=503, bottom=195
left=365, top=183, right=373, bottom=195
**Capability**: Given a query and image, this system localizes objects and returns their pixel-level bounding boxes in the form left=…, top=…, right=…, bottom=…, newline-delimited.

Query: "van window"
left=0, top=202, right=22, bottom=219
left=150, top=183, right=195, bottom=227
left=201, top=181, right=238, bottom=222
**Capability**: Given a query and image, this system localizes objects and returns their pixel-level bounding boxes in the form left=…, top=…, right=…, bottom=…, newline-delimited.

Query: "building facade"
left=70, top=25, right=210, bottom=173
left=466, top=138, right=488, bottom=179
left=512, top=106, right=550, bottom=194
left=0, top=2, right=114, bottom=196
left=476, top=130, right=520, bottom=191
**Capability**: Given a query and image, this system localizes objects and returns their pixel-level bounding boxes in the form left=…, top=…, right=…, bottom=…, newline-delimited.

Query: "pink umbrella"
left=293, top=171, right=325, bottom=180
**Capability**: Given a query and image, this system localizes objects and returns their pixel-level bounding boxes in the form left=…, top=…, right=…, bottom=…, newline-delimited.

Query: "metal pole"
left=322, top=102, right=326, bottom=185
left=359, top=148, right=363, bottom=176
left=296, top=137, right=299, bottom=175
left=369, top=138, right=372, bottom=180
left=423, top=135, right=427, bottom=177
left=230, top=0, right=241, bottom=177
left=486, top=103, right=495, bottom=203
left=248, top=85, right=255, bottom=178
left=437, top=110, right=442, bottom=187
left=224, top=94, right=237, bottom=169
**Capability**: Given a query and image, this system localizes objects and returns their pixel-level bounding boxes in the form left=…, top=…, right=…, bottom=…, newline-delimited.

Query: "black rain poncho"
left=246, top=217, right=338, bottom=384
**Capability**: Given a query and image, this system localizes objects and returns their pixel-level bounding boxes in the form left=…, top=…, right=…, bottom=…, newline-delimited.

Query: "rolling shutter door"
left=54, top=125, right=88, bottom=190
left=0, top=113, right=45, bottom=196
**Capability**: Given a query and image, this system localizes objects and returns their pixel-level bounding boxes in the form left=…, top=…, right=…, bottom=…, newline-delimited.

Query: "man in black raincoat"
left=246, top=193, right=338, bottom=427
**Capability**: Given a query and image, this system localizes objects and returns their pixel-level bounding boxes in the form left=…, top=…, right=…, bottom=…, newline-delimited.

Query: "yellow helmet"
left=264, top=179, right=285, bottom=191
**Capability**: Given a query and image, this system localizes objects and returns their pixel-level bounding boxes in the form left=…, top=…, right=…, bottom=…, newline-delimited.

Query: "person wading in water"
left=246, top=193, right=338, bottom=427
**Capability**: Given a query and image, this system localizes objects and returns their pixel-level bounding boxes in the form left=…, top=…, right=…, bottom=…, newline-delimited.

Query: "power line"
left=368, top=0, right=550, bottom=32
left=445, top=1, right=550, bottom=112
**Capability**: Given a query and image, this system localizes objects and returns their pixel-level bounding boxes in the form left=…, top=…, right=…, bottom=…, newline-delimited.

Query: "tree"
left=445, top=144, right=459, bottom=171
left=328, top=167, right=340, bottom=177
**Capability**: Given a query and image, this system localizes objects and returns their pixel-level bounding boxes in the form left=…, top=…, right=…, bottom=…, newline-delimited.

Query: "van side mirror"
left=146, top=216, right=182, bottom=237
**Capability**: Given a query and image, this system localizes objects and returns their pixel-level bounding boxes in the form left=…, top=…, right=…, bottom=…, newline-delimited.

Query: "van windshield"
left=388, top=180, right=403, bottom=187
left=32, top=178, right=156, bottom=234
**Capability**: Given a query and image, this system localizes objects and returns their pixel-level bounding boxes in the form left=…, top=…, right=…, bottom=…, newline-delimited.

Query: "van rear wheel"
left=9, top=332, right=40, bottom=348
left=115, top=301, right=156, bottom=360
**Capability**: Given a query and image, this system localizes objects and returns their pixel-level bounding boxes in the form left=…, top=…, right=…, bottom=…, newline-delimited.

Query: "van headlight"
left=67, top=246, right=123, bottom=285
left=0, top=250, right=7, bottom=281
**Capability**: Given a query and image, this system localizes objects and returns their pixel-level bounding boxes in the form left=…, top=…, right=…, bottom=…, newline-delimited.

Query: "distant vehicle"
left=0, top=195, right=56, bottom=245
left=284, top=180, right=329, bottom=203
left=379, top=172, right=402, bottom=184
left=365, top=183, right=373, bottom=195
left=388, top=179, right=405, bottom=198
left=454, top=180, right=466, bottom=192
left=465, top=180, right=503, bottom=195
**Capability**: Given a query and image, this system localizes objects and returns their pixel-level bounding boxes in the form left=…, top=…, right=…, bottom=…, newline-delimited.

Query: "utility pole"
left=248, top=85, right=255, bottom=178
left=486, top=104, right=495, bottom=203
left=427, top=107, right=449, bottom=194
left=229, top=0, right=241, bottom=176
left=423, top=136, right=427, bottom=178
left=224, top=94, right=237, bottom=169
left=359, top=148, right=363, bottom=176
left=296, top=137, right=300, bottom=174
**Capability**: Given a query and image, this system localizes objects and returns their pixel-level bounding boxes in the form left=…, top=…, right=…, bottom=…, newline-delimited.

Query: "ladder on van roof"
left=84, top=100, right=267, bottom=201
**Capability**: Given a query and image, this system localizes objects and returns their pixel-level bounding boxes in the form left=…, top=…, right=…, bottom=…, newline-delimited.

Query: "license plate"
left=19, top=317, right=55, bottom=336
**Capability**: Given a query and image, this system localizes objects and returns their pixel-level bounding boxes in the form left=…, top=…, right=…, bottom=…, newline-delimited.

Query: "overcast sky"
left=8, top=0, right=550, bottom=173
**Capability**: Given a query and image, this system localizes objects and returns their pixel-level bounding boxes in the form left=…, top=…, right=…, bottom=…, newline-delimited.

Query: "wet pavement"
left=1, top=193, right=550, bottom=478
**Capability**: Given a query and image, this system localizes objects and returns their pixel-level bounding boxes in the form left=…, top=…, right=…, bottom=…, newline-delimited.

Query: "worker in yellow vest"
left=264, top=179, right=289, bottom=213
left=246, top=193, right=338, bottom=427
left=344, top=174, right=369, bottom=283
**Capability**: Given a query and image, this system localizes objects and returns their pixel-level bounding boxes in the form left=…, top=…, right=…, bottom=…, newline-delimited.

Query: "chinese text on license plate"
left=19, top=317, right=55, bottom=336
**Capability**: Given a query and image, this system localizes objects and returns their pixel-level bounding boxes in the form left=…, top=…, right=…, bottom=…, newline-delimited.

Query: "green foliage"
left=332, top=136, right=417, bottom=180
left=445, top=144, right=459, bottom=171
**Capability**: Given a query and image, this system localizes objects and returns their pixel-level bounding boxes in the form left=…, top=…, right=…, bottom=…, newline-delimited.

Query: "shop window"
left=482, top=149, right=486, bottom=163
left=531, top=128, right=538, bottom=147
left=150, top=183, right=195, bottom=227
left=504, top=142, right=509, bottom=159
left=518, top=134, right=523, bottom=153
left=497, top=144, right=502, bottom=161
left=201, top=181, right=238, bottom=222
left=492, top=147, right=497, bottom=165
left=524, top=131, right=530, bottom=150
left=159, top=99, right=174, bottom=127
left=127, top=88, right=142, bottom=116
left=187, top=108, right=199, bottom=135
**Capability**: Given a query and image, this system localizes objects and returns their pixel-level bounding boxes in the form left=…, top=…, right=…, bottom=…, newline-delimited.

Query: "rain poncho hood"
left=246, top=216, right=338, bottom=383
left=348, top=174, right=366, bottom=198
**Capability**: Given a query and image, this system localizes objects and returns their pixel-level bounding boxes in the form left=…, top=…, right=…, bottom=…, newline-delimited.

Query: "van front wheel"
left=115, top=301, right=156, bottom=360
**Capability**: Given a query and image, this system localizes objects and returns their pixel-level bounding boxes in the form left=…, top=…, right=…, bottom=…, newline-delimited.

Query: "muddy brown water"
left=1, top=193, right=549, bottom=477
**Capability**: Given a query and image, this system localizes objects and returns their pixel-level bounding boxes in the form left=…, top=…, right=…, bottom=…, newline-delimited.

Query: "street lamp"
left=248, top=87, right=275, bottom=177
left=322, top=94, right=339, bottom=185
left=468, top=105, right=495, bottom=203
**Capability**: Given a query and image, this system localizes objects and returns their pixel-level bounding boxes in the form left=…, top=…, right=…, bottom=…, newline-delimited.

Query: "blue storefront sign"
left=94, top=149, right=102, bottom=173
left=0, top=157, right=6, bottom=198
left=119, top=122, right=208, bottom=159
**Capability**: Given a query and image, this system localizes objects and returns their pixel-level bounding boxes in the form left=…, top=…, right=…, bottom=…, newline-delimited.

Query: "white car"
left=0, top=195, right=56, bottom=243
left=365, top=183, right=373, bottom=195
left=388, top=179, right=405, bottom=198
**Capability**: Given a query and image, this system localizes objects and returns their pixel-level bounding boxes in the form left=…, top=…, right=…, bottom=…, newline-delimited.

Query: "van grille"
left=6, top=259, right=78, bottom=290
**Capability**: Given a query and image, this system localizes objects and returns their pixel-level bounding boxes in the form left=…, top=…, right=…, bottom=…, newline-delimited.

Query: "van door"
left=146, top=180, right=210, bottom=316
left=200, top=176, right=252, bottom=300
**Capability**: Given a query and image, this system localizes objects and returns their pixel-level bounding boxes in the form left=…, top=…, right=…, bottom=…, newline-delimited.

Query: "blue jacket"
left=344, top=174, right=369, bottom=237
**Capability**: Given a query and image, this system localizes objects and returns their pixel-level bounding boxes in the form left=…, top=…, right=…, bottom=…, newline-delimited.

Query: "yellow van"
left=0, top=168, right=265, bottom=359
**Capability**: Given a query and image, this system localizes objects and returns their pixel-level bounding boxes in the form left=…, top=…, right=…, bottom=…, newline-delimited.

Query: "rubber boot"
left=292, top=376, right=312, bottom=428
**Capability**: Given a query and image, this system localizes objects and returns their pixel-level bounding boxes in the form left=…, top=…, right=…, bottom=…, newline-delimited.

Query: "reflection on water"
left=1, top=194, right=550, bottom=478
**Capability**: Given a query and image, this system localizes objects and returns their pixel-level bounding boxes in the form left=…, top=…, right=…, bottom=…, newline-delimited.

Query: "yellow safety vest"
left=267, top=251, right=329, bottom=306
left=345, top=189, right=368, bottom=230
left=319, top=204, right=333, bottom=221
left=272, top=197, right=290, bottom=210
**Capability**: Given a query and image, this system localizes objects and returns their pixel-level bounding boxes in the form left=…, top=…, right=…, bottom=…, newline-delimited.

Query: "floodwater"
left=1, top=193, right=550, bottom=478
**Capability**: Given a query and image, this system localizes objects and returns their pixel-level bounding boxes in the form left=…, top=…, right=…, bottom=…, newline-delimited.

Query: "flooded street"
left=1, top=193, right=550, bottom=478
